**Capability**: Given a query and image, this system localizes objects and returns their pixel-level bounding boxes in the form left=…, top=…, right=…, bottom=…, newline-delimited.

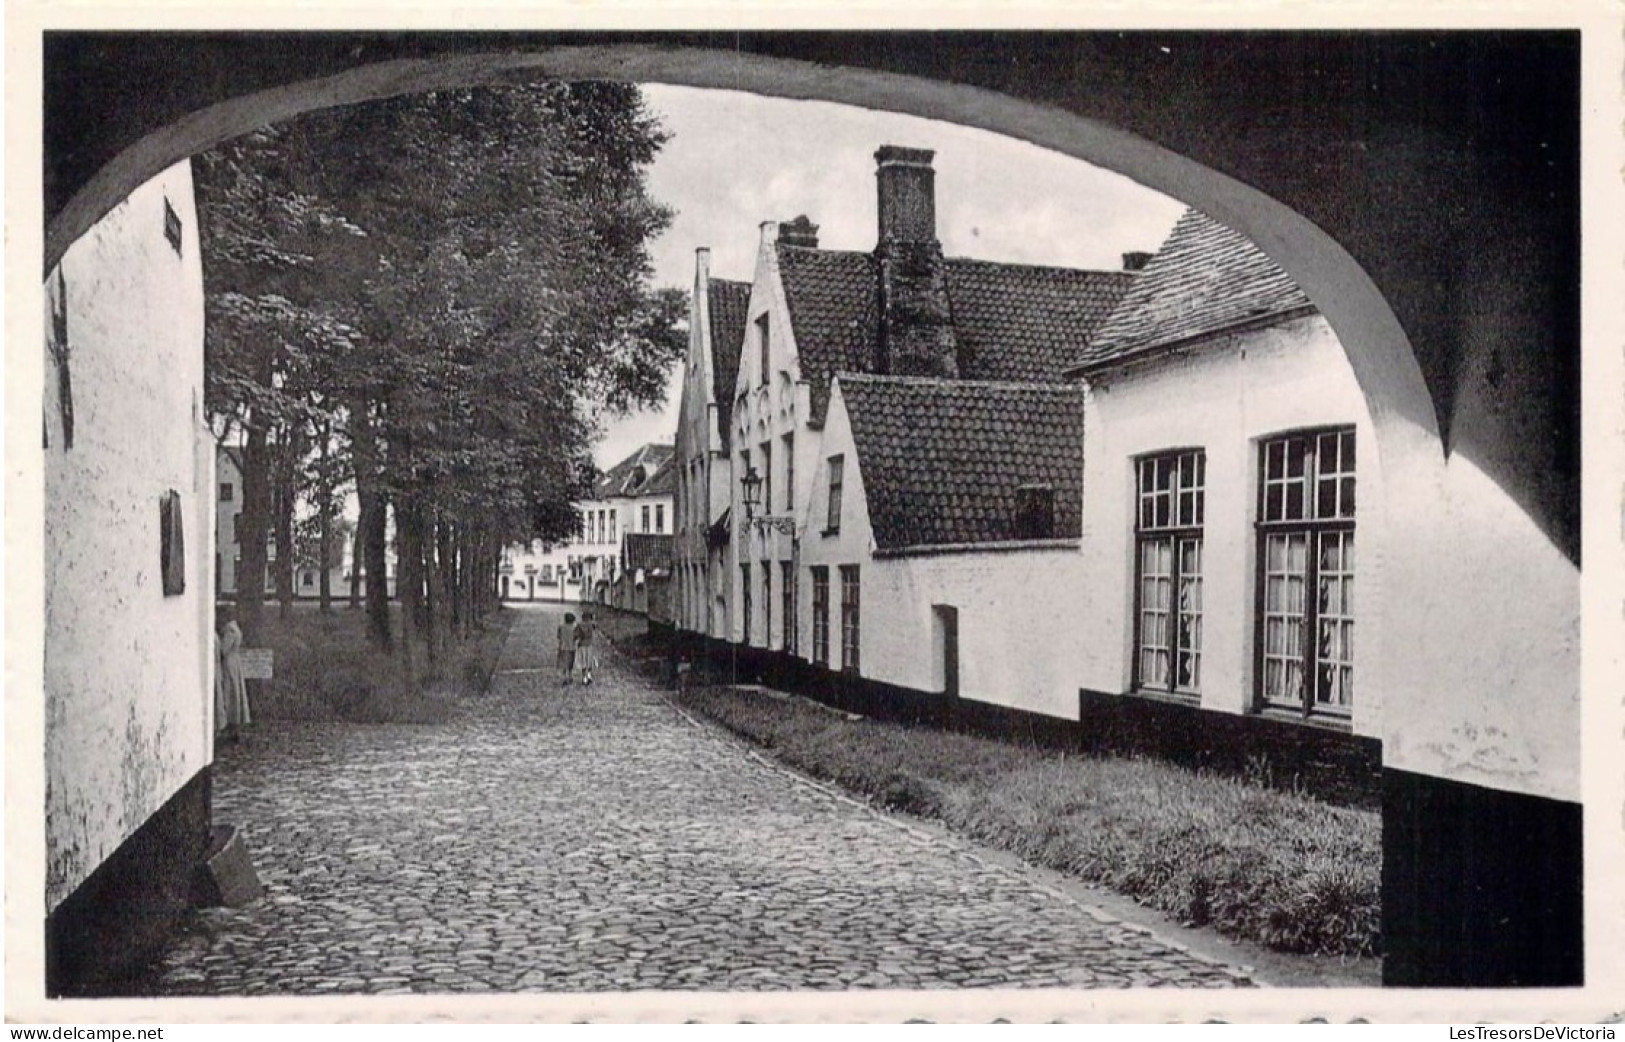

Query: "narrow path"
left=148, top=605, right=1255, bottom=994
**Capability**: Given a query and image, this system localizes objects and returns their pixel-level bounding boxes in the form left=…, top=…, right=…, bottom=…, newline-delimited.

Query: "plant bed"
left=677, top=683, right=1380, bottom=962
left=238, top=602, right=513, bottom=725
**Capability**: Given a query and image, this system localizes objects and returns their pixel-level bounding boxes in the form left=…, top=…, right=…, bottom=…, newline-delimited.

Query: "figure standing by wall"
left=216, top=607, right=250, bottom=742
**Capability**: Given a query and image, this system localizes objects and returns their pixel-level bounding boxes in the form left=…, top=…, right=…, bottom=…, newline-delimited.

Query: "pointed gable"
left=947, top=259, right=1132, bottom=383
left=838, top=375, right=1085, bottom=552
left=706, top=277, right=751, bottom=449
left=774, top=245, right=879, bottom=426
left=1068, top=208, right=1315, bottom=374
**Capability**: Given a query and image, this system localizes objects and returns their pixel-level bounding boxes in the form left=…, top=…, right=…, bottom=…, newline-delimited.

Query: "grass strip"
left=678, top=683, right=1380, bottom=959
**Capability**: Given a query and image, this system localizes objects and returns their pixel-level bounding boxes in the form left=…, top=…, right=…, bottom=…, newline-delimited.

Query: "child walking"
left=575, top=611, right=599, bottom=686
left=556, top=612, right=577, bottom=684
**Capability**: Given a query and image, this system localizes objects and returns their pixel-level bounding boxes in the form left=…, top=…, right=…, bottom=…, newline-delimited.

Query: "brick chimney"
left=777, top=215, right=820, bottom=248
left=874, top=146, right=958, bottom=378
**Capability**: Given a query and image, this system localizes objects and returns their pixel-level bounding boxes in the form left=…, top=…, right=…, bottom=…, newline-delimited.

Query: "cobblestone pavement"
left=147, top=605, right=1256, bottom=995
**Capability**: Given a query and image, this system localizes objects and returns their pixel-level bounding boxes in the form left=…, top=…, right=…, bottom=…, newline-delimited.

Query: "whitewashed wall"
left=1374, top=393, right=1579, bottom=803
left=1077, top=314, right=1386, bottom=738
left=800, top=384, right=1087, bottom=719
left=729, top=223, right=818, bottom=648
left=43, top=160, right=213, bottom=911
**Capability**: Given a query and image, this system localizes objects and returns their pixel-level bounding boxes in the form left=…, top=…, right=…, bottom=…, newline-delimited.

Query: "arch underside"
left=41, top=33, right=1579, bottom=565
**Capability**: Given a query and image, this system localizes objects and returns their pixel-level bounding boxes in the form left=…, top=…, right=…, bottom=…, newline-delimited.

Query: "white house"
left=708, top=146, right=1134, bottom=660
left=506, top=442, right=675, bottom=607
left=673, top=251, right=750, bottom=639
left=1065, top=209, right=1384, bottom=750
left=43, top=159, right=215, bottom=994
left=799, top=375, right=1088, bottom=718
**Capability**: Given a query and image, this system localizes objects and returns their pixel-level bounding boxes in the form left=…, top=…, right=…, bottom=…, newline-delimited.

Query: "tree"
left=196, top=81, right=684, bottom=664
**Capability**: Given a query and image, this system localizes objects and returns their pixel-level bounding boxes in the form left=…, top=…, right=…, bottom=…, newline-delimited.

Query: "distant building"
left=675, top=144, right=1133, bottom=667
left=501, top=442, right=675, bottom=612
left=673, top=251, right=750, bottom=640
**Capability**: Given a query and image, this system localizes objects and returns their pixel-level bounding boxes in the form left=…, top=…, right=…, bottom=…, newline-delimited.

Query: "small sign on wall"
left=238, top=649, right=274, bottom=680
left=160, top=490, right=185, bottom=595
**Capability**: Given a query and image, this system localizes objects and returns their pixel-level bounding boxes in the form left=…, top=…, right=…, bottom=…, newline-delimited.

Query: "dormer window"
left=1014, top=483, right=1055, bottom=539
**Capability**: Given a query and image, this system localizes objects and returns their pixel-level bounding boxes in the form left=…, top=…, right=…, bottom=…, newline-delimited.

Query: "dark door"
left=934, top=604, right=959, bottom=700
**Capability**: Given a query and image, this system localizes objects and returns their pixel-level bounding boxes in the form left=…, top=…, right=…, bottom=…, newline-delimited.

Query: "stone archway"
left=38, top=34, right=1582, bottom=989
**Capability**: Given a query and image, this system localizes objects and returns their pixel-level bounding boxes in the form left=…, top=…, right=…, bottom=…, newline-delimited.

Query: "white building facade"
left=43, top=159, right=216, bottom=992
left=673, top=251, right=750, bottom=639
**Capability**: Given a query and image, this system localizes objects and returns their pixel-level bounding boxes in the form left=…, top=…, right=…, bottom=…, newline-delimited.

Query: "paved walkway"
left=148, top=605, right=1255, bottom=994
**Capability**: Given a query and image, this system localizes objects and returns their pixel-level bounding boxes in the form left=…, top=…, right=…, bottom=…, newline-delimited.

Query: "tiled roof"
left=837, top=375, right=1085, bottom=552
left=639, top=455, right=677, bottom=497
left=622, top=532, right=673, bottom=574
left=1068, top=208, right=1315, bottom=373
left=707, top=278, right=751, bottom=449
left=774, top=245, right=879, bottom=425
left=596, top=443, right=676, bottom=499
left=776, top=245, right=1128, bottom=423
left=946, top=259, right=1131, bottom=383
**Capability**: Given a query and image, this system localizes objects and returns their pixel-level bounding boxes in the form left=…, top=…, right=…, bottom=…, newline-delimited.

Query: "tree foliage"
left=197, top=81, right=685, bottom=651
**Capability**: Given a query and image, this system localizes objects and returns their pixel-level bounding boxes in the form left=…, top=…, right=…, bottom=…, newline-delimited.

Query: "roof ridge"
left=839, top=372, right=1081, bottom=393
left=944, top=256, right=1131, bottom=278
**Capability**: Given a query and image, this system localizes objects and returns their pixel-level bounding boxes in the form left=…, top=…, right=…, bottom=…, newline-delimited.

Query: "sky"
left=593, top=83, right=1189, bottom=471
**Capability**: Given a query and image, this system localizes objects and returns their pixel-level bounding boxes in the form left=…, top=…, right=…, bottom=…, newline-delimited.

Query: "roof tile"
left=707, top=277, right=752, bottom=449
left=838, top=375, right=1085, bottom=552
left=1070, top=209, right=1314, bottom=372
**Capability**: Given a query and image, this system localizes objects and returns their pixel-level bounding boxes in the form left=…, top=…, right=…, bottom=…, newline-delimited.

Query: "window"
left=302, top=571, right=314, bottom=589
left=811, top=567, right=830, bottom=666
left=1135, top=450, right=1205, bottom=695
left=1015, top=483, right=1055, bottom=539
left=1258, top=429, right=1356, bottom=717
left=781, top=561, right=795, bottom=653
left=783, top=433, right=795, bottom=513
left=219, top=482, right=234, bottom=503
left=741, top=563, right=752, bottom=645
left=642, top=505, right=650, bottom=532
left=762, top=566, right=773, bottom=648
left=656, top=504, right=665, bottom=533
left=757, top=313, right=771, bottom=385
left=826, top=455, right=844, bottom=533
left=761, top=440, right=773, bottom=518
left=839, top=565, right=861, bottom=673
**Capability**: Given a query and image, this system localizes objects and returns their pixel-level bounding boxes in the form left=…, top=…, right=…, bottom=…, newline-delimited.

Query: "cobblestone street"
left=147, top=604, right=1256, bottom=995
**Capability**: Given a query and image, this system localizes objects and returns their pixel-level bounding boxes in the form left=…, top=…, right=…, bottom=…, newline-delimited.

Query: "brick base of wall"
left=1382, top=768, right=1583, bottom=987
left=668, top=632, right=1379, bottom=808
left=46, top=765, right=212, bottom=996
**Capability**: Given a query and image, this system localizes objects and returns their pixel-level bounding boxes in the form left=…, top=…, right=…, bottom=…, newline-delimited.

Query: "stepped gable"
left=837, top=374, right=1085, bottom=552
left=1069, top=208, right=1315, bottom=374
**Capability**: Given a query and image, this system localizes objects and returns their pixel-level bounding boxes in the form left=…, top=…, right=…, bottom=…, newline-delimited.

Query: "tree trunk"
left=317, top=424, right=333, bottom=614
left=433, top=519, right=454, bottom=662
left=273, top=426, right=298, bottom=619
left=236, top=422, right=272, bottom=643
left=349, top=397, right=391, bottom=649
left=396, top=497, right=421, bottom=687
left=349, top=521, right=362, bottom=609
